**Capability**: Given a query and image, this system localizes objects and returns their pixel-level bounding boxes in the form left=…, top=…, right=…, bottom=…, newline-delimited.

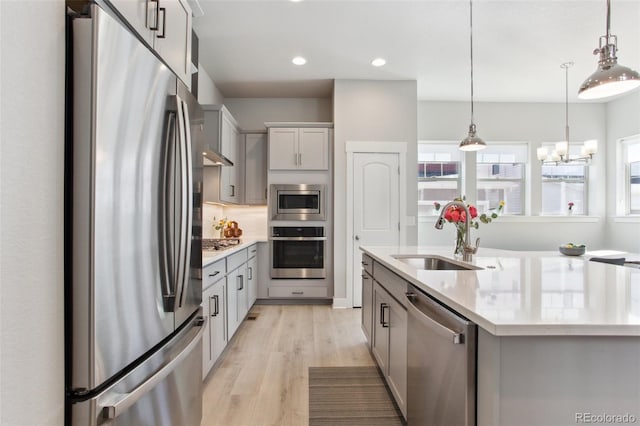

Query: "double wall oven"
left=269, top=183, right=328, bottom=279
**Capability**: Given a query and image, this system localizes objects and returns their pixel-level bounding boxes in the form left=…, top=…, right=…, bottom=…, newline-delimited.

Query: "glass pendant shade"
left=459, top=124, right=486, bottom=151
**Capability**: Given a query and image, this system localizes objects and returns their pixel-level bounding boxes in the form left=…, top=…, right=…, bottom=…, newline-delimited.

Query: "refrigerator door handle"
left=160, top=110, right=177, bottom=311
left=101, top=322, right=205, bottom=420
left=174, top=96, right=193, bottom=310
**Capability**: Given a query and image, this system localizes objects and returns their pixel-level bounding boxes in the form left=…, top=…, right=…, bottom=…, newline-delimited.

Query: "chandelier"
left=537, top=62, right=598, bottom=165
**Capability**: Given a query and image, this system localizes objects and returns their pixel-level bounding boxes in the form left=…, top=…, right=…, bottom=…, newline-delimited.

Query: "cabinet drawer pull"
left=211, top=294, right=219, bottom=317
left=291, top=291, right=304, bottom=295
left=361, top=275, right=369, bottom=280
left=380, top=303, right=389, bottom=327
left=361, top=261, right=370, bottom=266
left=248, top=266, right=253, bottom=280
left=146, top=0, right=160, bottom=31
left=156, top=7, right=166, bottom=39
left=209, top=271, right=220, bottom=277
left=237, top=275, right=244, bottom=291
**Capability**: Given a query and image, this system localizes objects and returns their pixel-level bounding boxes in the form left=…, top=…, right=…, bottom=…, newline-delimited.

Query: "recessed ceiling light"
left=292, top=56, right=307, bottom=66
left=371, top=58, right=386, bottom=67
left=290, top=0, right=302, bottom=2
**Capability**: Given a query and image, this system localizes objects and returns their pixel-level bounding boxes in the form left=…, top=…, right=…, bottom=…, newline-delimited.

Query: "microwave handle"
left=270, top=236, right=327, bottom=241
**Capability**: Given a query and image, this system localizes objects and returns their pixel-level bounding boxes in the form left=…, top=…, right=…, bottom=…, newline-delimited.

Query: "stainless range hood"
left=203, top=149, right=233, bottom=166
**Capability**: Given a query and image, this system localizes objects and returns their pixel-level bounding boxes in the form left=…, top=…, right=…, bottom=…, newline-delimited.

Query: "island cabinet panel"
left=361, top=254, right=375, bottom=344
left=477, top=329, right=640, bottom=426
left=372, top=282, right=391, bottom=373
left=371, top=277, right=407, bottom=419
left=361, top=268, right=374, bottom=345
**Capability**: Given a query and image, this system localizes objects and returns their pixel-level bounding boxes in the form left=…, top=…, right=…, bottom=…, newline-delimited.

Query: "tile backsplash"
left=203, top=204, right=268, bottom=239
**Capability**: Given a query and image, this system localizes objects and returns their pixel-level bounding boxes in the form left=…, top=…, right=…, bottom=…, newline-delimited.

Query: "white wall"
left=203, top=204, right=267, bottom=240
left=418, top=100, right=609, bottom=251
left=333, top=79, right=418, bottom=301
left=605, top=91, right=640, bottom=253
left=197, top=64, right=225, bottom=105
left=0, top=1, right=65, bottom=425
left=223, top=98, right=333, bottom=131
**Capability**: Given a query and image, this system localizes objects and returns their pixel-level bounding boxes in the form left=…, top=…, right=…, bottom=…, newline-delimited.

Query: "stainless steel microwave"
left=270, top=184, right=326, bottom=221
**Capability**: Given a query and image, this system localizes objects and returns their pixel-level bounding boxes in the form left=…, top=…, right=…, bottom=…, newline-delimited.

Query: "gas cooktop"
left=202, top=238, right=241, bottom=252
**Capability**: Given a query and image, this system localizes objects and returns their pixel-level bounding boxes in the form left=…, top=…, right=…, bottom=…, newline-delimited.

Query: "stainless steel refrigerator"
left=65, top=3, right=204, bottom=425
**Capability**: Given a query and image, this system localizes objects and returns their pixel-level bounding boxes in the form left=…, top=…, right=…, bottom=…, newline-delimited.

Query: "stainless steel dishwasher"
left=406, top=284, right=477, bottom=426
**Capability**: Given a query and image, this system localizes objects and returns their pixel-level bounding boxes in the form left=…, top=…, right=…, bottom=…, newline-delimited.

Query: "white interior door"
left=352, top=152, right=400, bottom=306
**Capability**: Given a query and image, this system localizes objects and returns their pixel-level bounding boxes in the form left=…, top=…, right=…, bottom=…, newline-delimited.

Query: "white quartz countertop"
left=202, top=238, right=266, bottom=267
left=361, top=246, right=640, bottom=337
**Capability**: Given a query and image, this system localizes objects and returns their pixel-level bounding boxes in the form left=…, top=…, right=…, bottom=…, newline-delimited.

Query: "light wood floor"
left=201, top=304, right=376, bottom=426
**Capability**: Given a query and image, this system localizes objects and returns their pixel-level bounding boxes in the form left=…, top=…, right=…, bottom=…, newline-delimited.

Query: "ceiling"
left=193, top=0, right=640, bottom=103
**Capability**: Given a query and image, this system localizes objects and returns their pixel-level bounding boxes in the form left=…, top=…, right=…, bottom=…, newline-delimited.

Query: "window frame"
left=475, top=142, right=529, bottom=216
left=538, top=143, right=590, bottom=216
left=618, top=134, right=640, bottom=216
left=417, top=141, right=464, bottom=217
left=476, top=162, right=526, bottom=215
left=540, top=162, right=589, bottom=216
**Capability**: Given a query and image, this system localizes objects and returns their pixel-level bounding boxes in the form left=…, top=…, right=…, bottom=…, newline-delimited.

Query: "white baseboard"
left=332, top=298, right=350, bottom=309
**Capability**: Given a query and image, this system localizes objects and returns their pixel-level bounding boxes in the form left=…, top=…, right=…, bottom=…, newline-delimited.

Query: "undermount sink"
left=392, top=254, right=482, bottom=271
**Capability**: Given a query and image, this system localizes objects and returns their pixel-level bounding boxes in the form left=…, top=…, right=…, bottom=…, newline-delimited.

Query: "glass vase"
left=454, top=227, right=465, bottom=260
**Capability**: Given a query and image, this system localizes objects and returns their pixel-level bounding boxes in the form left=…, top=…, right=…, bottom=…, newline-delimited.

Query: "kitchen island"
left=361, top=246, right=640, bottom=426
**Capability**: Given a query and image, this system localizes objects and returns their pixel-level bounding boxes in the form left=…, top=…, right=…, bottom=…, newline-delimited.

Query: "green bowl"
left=559, top=245, right=586, bottom=256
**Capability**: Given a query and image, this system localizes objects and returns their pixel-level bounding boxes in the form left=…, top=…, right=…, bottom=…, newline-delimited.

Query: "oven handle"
left=269, top=237, right=327, bottom=241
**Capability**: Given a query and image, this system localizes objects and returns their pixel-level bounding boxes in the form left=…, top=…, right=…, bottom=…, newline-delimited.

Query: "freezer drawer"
left=70, top=317, right=204, bottom=426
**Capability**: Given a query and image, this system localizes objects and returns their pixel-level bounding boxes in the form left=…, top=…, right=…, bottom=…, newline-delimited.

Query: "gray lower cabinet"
left=226, top=264, right=247, bottom=338
left=202, top=278, right=226, bottom=380
left=226, top=248, right=249, bottom=339
left=247, top=245, right=258, bottom=306
left=202, top=259, right=227, bottom=379
left=364, top=255, right=407, bottom=419
left=202, top=246, right=260, bottom=380
left=361, top=269, right=374, bottom=345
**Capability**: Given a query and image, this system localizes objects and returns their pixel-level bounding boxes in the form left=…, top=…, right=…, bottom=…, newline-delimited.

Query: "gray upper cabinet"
left=203, top=105, right=242, bottom=204
left=108, top=0, right=192, bottom=88
left=268, top=127, right=329, bottom=170
left=243, top=133, right=267, bottom=205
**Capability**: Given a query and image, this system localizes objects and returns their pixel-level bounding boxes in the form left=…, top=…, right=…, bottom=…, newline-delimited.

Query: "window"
left=630, top=161, right=640, bottom=214
left=417, top=143, right=462, bottom=216
left=540, top=144, right=588, bottom=215
left=476, top=144, right=527, bottom=215
left=621, top=137, right=640, bottom=215
left=541, top=164, right=587, bottom=215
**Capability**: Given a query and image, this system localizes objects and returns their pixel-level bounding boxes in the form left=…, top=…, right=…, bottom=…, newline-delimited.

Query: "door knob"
left=355, top=235, right=360, bottom=241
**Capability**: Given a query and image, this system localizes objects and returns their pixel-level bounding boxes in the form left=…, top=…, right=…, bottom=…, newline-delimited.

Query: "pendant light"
left=459, top=0, right=486, bottom=151
left=578, top=0, right=640, bottom=100
left=538, top=62, right=598, bottom=165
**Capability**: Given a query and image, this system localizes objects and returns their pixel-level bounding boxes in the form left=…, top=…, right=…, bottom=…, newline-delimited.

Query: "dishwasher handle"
left=406, top=291, right=464, bottom=345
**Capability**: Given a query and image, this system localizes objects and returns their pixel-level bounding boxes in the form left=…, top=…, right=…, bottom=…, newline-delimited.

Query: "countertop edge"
left=202, top=238, right=267, bottom=267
